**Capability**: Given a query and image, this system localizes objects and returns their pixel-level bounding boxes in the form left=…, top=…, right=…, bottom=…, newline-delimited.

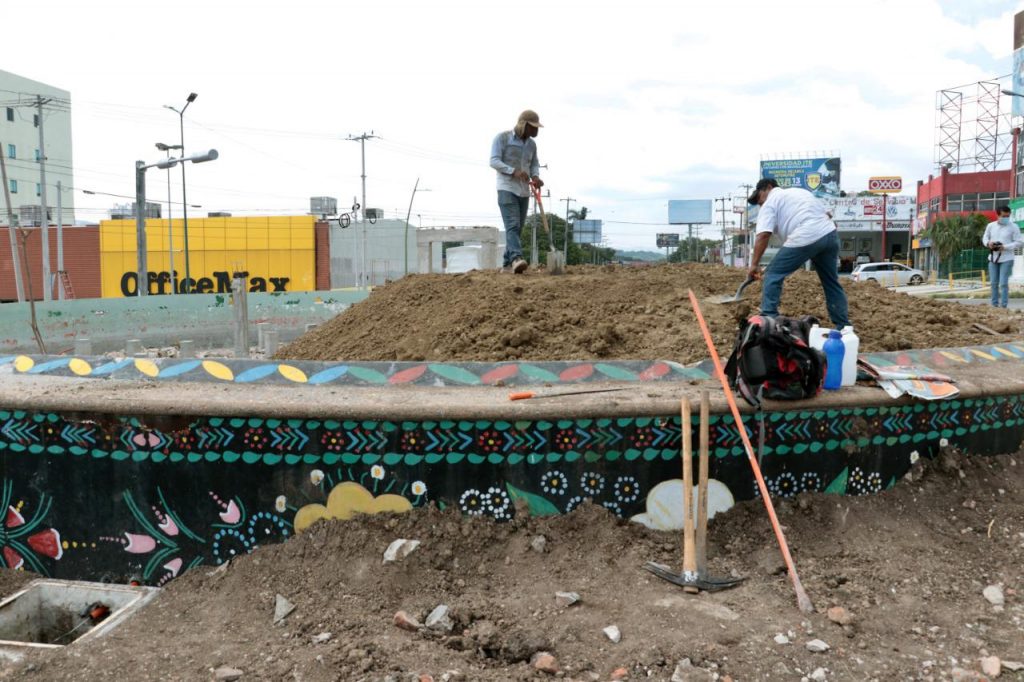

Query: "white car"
left=851, top=262, right=926, bottom=286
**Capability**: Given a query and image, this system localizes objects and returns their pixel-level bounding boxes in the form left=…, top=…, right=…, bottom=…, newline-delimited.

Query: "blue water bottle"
left=823, top=330, right=845, bottom=391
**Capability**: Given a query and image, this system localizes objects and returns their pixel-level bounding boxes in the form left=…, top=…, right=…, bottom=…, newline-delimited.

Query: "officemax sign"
left=120, top=270, right=291, bottom=296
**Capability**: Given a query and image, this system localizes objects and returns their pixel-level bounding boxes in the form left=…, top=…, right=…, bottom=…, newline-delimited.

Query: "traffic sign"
left=867, top=176, right=902, bottom=193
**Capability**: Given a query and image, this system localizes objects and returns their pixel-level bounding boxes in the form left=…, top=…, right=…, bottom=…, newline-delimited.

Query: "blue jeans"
left=498, top=191, right=529, bottom=266
left=762, top=231, right=850, bottom=328
left=989, top=259, right=1013, bottom=307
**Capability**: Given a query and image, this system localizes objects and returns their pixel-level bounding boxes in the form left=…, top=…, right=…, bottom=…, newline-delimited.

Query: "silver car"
left=851, top=262, right=926, bottom=286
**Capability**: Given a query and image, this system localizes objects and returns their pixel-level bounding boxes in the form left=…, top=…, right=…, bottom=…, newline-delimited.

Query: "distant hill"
left=614, top=250, right=664, bottom=262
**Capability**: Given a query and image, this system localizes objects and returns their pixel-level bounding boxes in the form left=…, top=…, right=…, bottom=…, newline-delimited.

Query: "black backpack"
left=724, top=314, right=826, bottom=407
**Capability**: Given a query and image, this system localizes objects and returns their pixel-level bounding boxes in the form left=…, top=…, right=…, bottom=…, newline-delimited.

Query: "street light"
left=134, top=149, right=218, bottom=296
left=1001, top=89, right=1023, bottom=97
left=164, top=92, right=198, bottom=290
left=403, top=178, right=431, bottom=275
left=155, top=142, right=182, bottom=295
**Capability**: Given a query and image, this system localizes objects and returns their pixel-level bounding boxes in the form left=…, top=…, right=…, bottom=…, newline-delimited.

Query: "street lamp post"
left=164, top=92, right=198, bottom=291
left=134, top=149, right=219, bottom=296
left=155, top=142, right=182, bottom=294
left=403, top=178, right=431, bottom=276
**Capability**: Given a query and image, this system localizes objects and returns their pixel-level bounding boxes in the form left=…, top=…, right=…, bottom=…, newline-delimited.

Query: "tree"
left=521, top=210, right=613, bottom=266
left=921, top=213, right=988, bottom=264
left=568, top=206, right=589, bottom=222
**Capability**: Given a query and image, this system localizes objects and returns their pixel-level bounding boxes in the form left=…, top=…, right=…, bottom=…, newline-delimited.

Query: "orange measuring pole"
left=687, top=289, right=814, bottom=613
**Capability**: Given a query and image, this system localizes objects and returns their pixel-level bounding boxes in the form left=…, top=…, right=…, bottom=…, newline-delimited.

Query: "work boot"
left=512, top=258, right=528, bottom=274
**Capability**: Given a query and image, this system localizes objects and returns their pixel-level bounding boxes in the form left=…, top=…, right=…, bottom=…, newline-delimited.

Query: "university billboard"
left=1015, top=11, right=1024, bottom=117
left=760, top=157, right=841, bottom=197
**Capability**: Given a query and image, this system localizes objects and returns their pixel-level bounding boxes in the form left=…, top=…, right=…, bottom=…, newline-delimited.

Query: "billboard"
left=572, top=219, right=603, bottom=244
left=1015, top=11, right=1024, bottom=117
left=656, top=233, right=680, bottom=248
left=760, top=157, right=841, bottom=197
left=824, top=195, right=914, bottom=232
left=668, top=199, right=712, bottom=225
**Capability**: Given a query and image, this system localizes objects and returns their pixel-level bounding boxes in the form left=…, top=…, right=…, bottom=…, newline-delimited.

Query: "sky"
left=2, top=0, right=1022, bottom=251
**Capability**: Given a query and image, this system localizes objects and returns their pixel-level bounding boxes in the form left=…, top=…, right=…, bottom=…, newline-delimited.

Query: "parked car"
left=851, top=262, right=926, bottom=286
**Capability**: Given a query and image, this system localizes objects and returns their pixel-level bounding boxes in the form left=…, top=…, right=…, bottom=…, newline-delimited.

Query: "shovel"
left=644, top=393, right=743, bottom=593
left=708, top=276, right=756, bottom=305
left=530, top=182, right=565, bottom=275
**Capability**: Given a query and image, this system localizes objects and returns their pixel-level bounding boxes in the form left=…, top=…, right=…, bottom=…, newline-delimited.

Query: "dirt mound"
left=11, top=447, right=1023, bottom=681
left=278, top=264, right=1023, bottom=363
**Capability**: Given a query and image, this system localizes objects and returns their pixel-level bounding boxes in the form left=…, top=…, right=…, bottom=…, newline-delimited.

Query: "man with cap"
left=747, top=178, right=850, bottom=328
left=490, top=110, right=543, bottom=273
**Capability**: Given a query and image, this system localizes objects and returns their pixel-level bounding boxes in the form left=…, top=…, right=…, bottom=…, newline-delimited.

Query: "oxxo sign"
left=868, top=176, right=902, bottom=194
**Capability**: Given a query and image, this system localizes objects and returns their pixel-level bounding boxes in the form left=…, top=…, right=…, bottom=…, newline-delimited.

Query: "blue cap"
left=828, top=330, right=841, bottom=339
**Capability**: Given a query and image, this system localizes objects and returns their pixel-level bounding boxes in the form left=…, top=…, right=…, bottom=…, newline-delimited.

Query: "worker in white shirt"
left=747, top=178, right=850, bottom=328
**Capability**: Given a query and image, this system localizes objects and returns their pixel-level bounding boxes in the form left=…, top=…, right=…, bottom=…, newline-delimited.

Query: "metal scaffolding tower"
left=975, top=81, right=1000, bottom=171
left=936, top=89, right=963, bottom=171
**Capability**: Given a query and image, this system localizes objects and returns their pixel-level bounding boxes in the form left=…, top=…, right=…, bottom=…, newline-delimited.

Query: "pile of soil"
left=8, top=445, right=1022, bottom=681
left=277, top=264, right=1023, bottom=363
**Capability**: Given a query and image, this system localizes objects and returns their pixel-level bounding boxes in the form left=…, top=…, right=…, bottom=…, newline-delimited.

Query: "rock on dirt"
left=603, top=624, right=622, bottom=643
left=393, top=610, right=422, bottom=632
left=982, top=584, right=1005, bottom=606
left=272, top=593, right=295, bottom=624
left=530, top=651, right=559, bottom=674
left=805, top=638, right=830, bottom=653
left=383, top=538, right=421, bottom=563
left=425, top=604, right=454, bottom=633
left=980, top=656, right=1002, bottom=677
left=826, top=605, right=853, bottom=625
left=212, top=667, right=243, bottom=681
left=554, top=591, right=580, bottom=607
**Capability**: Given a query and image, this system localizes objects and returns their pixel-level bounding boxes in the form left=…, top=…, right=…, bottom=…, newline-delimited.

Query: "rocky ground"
left=2, top=445, right=1021, bottom=681
left=275, top=264, right=1024, bottom=364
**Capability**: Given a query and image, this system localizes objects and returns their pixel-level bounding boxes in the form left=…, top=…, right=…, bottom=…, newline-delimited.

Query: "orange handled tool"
left=509, top=387, right=629, bottom=401
left=687, top=289, right=814, bottom=613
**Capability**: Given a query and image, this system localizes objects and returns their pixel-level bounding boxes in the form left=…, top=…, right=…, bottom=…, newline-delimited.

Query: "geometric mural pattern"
left=0, top=393, right=1022, bottom=583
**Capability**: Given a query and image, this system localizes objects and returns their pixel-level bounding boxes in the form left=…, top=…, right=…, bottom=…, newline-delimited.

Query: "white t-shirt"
left=755, top=187, right=836, bottom=248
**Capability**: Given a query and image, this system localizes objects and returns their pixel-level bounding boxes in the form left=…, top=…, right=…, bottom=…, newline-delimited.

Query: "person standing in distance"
left=746, top=178, right=850, bottom=328
left=982, top=204, right=1023, bottom=308
left=490, top=110, right=543, bottom=274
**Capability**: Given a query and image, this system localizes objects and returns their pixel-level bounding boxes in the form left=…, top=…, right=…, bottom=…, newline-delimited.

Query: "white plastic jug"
left=808, top=324, right=829, bottom=352
left=840, top=326, right=859, bottom=386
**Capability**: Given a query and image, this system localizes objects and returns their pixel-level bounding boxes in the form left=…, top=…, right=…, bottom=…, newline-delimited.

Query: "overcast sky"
left=3, top=0, right=1021, bottom=250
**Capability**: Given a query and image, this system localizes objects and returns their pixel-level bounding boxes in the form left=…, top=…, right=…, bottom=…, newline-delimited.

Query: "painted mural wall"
left=0, top=394, right=1021, bottom=584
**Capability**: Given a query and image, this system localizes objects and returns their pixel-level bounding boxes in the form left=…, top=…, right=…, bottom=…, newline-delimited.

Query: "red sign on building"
left=868, top=176, right=902, bottom=193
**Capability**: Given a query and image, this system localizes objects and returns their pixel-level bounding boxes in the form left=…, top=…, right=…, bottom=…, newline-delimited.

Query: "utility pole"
left=37, top=97, right=51, bottom=300
left=715, top=196, right=729, bottom=265
left=738, top=183, right=754, bottom=267
left=0, top=144, right=25, bottom=301
left=347, top=132, right=379, bottom=221
left=560, top=196, right=575, bottom=264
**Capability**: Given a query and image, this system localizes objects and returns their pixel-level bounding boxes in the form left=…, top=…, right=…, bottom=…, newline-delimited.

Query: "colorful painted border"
left=2, top=342, right=1023, bottom=387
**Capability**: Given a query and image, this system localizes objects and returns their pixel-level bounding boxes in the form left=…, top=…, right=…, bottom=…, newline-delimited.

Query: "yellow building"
left=99, top=216, right=316, bottom=297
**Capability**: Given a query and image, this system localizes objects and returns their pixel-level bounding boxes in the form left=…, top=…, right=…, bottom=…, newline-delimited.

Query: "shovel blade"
left=547, top=250, right=565, bottom=275
left=708, top=276, right=755, bottom=305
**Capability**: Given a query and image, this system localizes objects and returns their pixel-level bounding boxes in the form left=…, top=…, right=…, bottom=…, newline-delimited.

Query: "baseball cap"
left=747, top=178, right=778, bottom=205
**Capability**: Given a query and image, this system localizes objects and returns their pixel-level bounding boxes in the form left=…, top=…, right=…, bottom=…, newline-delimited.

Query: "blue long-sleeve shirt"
left=489, top=131, right=539, bottom=198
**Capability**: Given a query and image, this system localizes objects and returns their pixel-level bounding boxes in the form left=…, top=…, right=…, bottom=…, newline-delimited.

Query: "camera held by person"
left=989, top=241, right=1003, bottom=252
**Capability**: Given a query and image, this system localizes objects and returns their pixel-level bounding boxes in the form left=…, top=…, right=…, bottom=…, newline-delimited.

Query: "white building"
left=0, top=70, right=75, bottom=226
